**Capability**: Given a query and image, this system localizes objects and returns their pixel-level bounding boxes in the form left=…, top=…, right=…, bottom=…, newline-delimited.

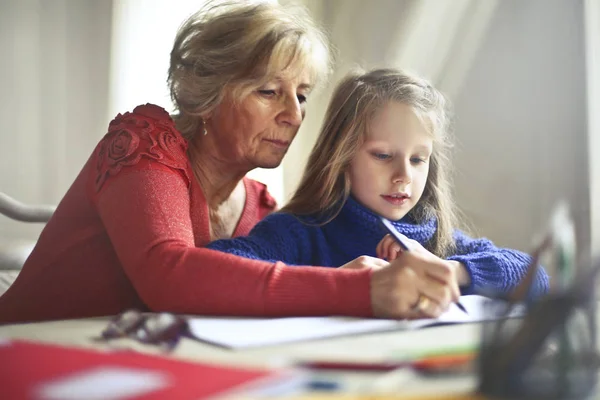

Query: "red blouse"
left=0, top=104, right=372, bottom=324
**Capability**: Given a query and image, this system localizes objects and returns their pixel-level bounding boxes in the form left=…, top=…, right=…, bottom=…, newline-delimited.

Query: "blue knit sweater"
left=208, top=196, right=549, bottom=297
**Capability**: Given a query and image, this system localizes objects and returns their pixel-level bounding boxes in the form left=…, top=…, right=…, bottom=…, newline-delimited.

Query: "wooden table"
left=0, top=316, right=483, bottom=398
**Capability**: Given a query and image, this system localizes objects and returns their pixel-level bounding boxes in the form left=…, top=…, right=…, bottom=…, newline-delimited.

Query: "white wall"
left=585, top=0, right=600, bottom=254
left=452, top=0, right=589, bottom=252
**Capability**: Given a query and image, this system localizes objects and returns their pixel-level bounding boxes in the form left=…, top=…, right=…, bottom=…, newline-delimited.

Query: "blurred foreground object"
left=478, top=204, right=599, bottom=399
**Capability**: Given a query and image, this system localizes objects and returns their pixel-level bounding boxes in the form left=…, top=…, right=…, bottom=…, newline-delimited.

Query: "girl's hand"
left=376, top=233, right=404, bottom=261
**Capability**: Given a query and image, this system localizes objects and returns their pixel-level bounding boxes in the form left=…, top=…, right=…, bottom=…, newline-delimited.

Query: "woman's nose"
left=277, top=95, right=303, bottom=127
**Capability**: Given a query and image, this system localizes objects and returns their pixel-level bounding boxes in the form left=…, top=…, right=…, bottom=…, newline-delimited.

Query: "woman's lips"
left=264, top=139, right=290, bottom=149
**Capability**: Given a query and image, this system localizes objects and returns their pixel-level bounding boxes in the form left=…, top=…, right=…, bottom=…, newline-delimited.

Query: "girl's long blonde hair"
left=282, top=68, right=459, bottom=257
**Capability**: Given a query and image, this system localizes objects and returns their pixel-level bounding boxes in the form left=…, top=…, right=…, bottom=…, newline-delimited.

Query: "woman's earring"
left=202, top=119, right=208, bottom=136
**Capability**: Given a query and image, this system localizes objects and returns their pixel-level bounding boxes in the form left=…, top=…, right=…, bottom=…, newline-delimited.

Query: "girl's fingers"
left=376, top=235, right=389, bottom=259
left=387, top=244, right=401, bottom=261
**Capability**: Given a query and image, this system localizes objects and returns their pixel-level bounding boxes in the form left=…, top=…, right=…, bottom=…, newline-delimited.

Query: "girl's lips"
left=381, top=195, right=409, bottom=206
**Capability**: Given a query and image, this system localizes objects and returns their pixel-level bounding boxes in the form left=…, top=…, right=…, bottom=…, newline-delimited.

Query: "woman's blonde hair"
left=282, top=68, right=459, bottom=257
left=168, top=0, right=332, bottom=140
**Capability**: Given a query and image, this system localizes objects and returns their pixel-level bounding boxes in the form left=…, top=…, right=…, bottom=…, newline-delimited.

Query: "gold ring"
left=413, top=294, right=431, bottom=312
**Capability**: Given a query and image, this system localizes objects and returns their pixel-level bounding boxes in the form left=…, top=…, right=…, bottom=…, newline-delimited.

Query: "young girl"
left=207, top=68, right=549, bottom=302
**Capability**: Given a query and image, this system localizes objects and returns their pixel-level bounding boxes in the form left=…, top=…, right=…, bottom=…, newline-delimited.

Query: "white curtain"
left=0, top=0, right=112, bottom=241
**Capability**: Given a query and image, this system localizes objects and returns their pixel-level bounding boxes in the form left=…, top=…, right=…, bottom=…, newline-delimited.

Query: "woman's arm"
left=447, top=230, right=550, bottom=297
left=94, top=166, right=373, bottom=317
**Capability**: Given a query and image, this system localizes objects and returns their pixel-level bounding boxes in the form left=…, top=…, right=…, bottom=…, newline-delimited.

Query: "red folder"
left=0, top=339, right=294, bottom=399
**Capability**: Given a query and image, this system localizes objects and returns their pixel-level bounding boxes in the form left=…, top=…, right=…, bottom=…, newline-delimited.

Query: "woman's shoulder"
left=106, top=103, right=185, bottom=145
left=92, top=103, right=191, bottom=194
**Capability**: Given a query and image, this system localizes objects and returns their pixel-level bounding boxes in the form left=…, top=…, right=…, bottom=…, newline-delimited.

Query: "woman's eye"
left=297, top=94, right=307, bottom=104
left=372, top=153, right=391, bottom=160
left=258, top=90, right=277, bottom=97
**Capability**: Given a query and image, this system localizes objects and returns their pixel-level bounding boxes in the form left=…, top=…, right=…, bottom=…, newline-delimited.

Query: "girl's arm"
left=206, top=213, right=311, bottom=265
left=448, top=230, right=550, bottom=297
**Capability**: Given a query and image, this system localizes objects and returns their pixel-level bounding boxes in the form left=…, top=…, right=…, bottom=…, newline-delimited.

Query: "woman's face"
left=205, top=69, right=312, bottom=170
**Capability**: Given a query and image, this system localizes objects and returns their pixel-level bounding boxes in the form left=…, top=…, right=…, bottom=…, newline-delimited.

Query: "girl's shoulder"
left=253, top=210, right=322, bottom=234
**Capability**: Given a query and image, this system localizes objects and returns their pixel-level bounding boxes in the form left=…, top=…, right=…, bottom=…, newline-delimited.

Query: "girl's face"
left=348, top=101, right=433, bottom=221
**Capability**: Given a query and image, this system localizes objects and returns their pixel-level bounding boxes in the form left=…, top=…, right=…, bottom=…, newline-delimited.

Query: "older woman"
left=0, top=1, right=460, bottom=324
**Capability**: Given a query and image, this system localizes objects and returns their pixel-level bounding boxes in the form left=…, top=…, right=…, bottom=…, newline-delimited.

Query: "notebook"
left=0, top=339, right=303, bottom=400
left=188, top=295, right=523, bottom=349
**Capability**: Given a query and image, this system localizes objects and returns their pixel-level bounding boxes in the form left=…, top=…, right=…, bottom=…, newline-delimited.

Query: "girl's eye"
left=411, top=157, right=427, bottom=164
left=372, top=153, right=391, bottom=160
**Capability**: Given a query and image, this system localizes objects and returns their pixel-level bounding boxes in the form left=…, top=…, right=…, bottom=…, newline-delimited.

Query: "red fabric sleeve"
left=248, top=179, right=278, bottom=219
left=94, top=167, right=373, bottom=317
left=91, top=105, right=191, bottom=195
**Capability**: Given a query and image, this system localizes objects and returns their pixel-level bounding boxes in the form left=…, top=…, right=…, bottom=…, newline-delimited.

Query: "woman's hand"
left=376, top=234, right=471, bottom=286
left=339, top=255, right=389, bottom=271
left=369, top=249, right=462, bottom=319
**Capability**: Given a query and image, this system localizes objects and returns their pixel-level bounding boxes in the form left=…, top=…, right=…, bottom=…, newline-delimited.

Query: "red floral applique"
left=94, top=106, right=190, bottom=193
left=94, top=128, right=143, bottom=192
left=147, top=128, right=189, bottom=171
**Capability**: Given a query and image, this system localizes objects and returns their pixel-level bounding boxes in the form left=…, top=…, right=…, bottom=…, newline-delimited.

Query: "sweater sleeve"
left=447, top=230, right=550, bottom=298
left=206, top=213, right=311, bottom=265
left=92, top=164, right=372, bottom=317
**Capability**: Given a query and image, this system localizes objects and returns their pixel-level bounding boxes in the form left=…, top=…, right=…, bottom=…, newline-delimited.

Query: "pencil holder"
left=477, top=282, right=599, bottom=399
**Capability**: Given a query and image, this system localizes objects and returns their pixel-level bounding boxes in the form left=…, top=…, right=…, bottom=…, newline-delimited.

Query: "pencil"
left=379, top=217, right=468, bottom=314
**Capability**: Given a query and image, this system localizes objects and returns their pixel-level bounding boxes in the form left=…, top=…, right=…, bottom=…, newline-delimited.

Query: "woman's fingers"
left=370, top=253, right=462, bottom=319
left=408, top=294, right=444, bottom=318
left=395, top=251, right=456, bottom=288
left=340, top=255, right=389, bottom=270
left=386, top=253, right=460, bottom=315
left=370, top=263, right=419, bottom=318
left=417, top=279, right=452, bottom=314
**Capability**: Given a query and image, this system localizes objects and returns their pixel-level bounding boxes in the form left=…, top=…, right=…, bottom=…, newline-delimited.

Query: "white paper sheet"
left=187, top=295, right=522, bottom=349
left=35, top=366, right=170, bottom=400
